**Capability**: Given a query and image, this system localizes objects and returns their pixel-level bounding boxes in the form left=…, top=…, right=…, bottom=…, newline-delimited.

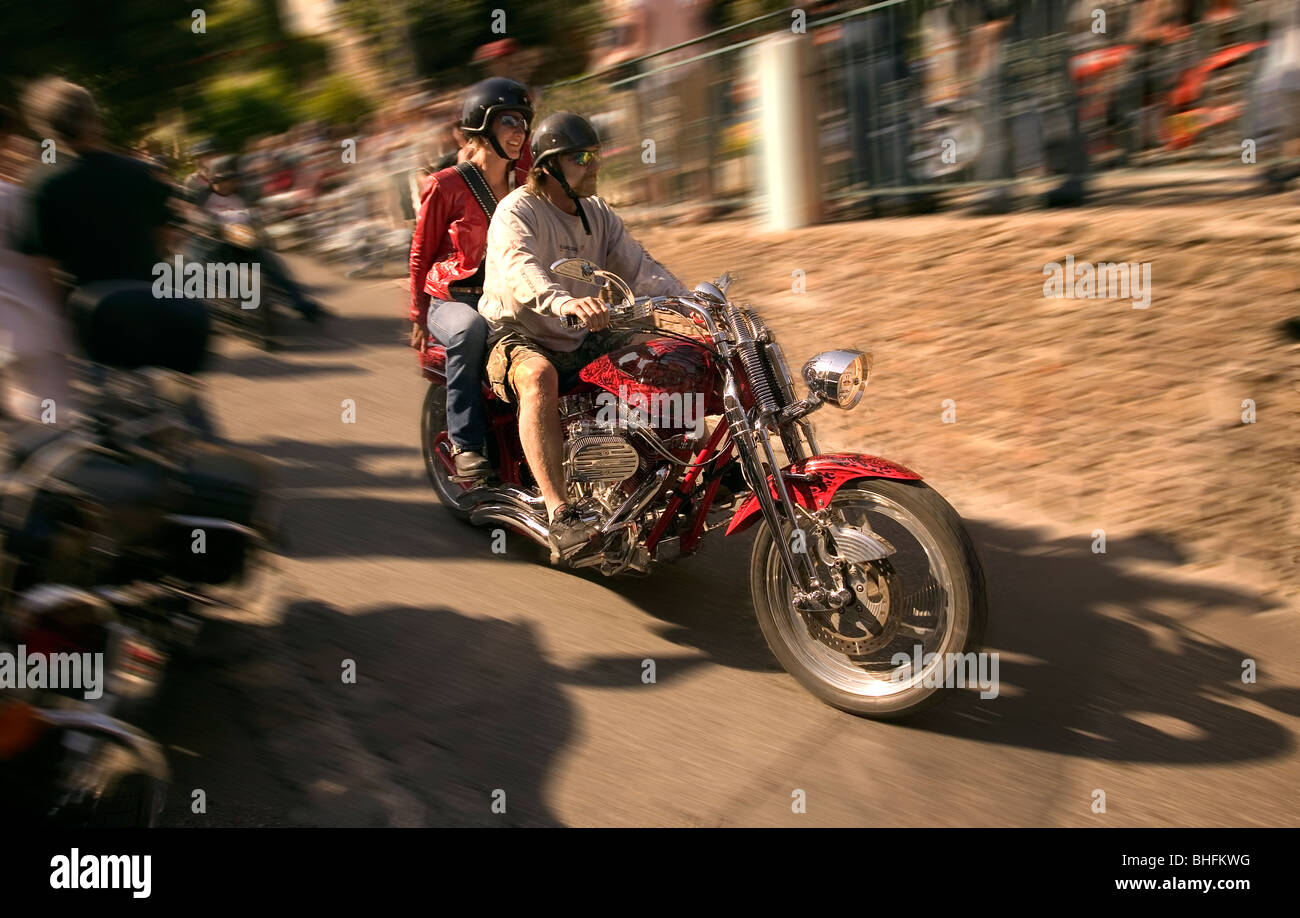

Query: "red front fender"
left=724, top=453, right=922, bottom=537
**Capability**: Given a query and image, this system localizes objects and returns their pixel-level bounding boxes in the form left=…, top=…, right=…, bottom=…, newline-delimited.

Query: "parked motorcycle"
left=0, top=696, right=169, bottom=828
left=1070, top=38, right=1269, bottom=155
left=0, top=297, right=278, bottom=823
left=418, top=260, right=987, bottom=718
left=0, top=588, right=169, bottom=827
left=181, top=207, right=291, bottom=351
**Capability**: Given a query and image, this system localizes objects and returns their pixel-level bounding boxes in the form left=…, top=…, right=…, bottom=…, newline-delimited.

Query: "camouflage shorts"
left=486, top=328, right=645, bottom=405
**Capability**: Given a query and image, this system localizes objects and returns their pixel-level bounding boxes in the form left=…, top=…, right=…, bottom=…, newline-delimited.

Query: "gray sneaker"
left=548, top=504, right=598, bottom=563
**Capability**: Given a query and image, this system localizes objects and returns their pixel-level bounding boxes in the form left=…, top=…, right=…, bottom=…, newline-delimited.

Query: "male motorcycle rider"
left=196, top=155, right=325, bottom=322
left=478, top=111, right=690, bottom=557
left=409, top=78, right=533, bottom=482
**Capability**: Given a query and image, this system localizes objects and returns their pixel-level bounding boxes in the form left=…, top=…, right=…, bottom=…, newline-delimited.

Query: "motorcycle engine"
left=564, top=420, right=640, bottom=484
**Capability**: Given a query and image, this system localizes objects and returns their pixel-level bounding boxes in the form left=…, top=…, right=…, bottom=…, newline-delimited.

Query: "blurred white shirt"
left=0, top=179, right=73, bottom=419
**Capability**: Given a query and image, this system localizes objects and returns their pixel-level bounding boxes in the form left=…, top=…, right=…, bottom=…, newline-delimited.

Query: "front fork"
left=723, top=378, right=852, bottom=613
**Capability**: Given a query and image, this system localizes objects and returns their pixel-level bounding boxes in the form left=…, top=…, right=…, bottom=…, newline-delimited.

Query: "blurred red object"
left=472, top=39, right=521, bottom=63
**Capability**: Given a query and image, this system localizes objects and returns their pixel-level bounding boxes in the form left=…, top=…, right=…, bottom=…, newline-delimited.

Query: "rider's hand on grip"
left=559, top=296, right=611, bottom=331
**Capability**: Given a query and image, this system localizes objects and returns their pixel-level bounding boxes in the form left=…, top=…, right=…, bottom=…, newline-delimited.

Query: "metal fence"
left=540, top=0, right=1287, bottom=219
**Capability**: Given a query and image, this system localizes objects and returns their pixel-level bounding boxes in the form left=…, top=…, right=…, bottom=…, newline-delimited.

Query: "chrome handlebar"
left=558, top=294, right=721, bottom=338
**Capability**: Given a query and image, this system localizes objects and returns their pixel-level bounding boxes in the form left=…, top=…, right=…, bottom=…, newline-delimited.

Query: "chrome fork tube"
left=723, top=375, right=820, bottom=592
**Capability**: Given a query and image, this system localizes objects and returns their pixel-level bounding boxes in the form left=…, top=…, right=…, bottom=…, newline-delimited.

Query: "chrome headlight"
left=802, top=349, right=869, bottom=409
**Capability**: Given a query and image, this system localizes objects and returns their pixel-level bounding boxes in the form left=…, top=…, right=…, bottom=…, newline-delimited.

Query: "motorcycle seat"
left=421, top=341, right=497, bottom=402
left=67, top=282, right=210, bottom=375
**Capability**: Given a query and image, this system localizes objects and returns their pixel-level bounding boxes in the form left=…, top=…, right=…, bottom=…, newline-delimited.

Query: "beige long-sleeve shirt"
left=478, top=186, right=689, bottom=353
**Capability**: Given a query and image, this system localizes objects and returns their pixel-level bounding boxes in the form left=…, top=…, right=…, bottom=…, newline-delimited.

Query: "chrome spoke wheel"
left=750, top=479, right=986, bottom=718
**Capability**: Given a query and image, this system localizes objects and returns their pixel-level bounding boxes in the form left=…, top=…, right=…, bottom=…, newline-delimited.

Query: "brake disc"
left=801, top=558, right=903, bottom=656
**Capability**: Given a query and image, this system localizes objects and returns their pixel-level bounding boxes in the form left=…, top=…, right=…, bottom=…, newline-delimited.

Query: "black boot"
left=451, top=447, right=492, bottom=482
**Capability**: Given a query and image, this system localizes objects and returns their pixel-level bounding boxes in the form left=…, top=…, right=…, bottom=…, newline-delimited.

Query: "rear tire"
left=420, top=382, right=470, bottom=521
left=750, top=478, right=987, bottom=719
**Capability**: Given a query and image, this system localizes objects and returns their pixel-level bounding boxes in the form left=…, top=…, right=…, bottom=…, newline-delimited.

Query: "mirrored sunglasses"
left=496, top=113, right=529, bottom=133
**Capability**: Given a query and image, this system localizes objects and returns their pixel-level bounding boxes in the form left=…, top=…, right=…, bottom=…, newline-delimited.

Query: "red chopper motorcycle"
left=418, top=259, right=987, bottom=717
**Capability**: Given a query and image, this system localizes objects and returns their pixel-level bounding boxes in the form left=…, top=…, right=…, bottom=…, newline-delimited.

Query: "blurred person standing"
left=620, top=0, right=718, bottom=215
left=0, top=104, right=74, bottom=421
left=842, top=0, right=936, bottom=215
left=194, top=155, right=325, bottom=321
left=1114, top=0, right=1186, bottom=161
left=473, top=39, right=544, bottom=109
left=181, top=138, right=220, bottom=205
left=1253, top=0, right=1300, bottom=191
left=432, top=115, right=471, bottom=172
left=962, top=0, right=1091, bottom=212
left=473, top=39, right=525, bottom=80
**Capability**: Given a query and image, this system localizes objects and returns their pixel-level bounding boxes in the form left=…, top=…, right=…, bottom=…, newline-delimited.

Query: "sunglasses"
left=496, top=113, right=529, bottom=133
left=569, top=150, right=600, bottom=167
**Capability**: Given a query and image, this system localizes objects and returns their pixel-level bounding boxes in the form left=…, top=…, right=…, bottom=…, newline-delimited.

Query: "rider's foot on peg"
left=451, top=448, right=493, bottom=482
left=548, top=503, right=598, bottom=563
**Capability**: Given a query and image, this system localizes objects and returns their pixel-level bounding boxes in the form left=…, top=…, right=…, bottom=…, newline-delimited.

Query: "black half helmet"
left=529, top=111, right=601, bottom=171
left=461, top=77, right=534, bottom=159
left=529, top=112, right=602, bottom=235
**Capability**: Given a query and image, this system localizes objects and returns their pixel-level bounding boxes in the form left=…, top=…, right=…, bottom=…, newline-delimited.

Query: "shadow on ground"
left=150, top=506, right=1296, bottom=826
left=899, top=520, right=1295, bottom=764
left=575, top=516, right=1295, bottom=766
left=152, top=599, right=571, bottom=827
left=264, top=440, right=1297, bottom=768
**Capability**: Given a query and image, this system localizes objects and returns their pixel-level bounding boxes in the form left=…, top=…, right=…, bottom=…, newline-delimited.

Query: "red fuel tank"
left=579, top=337, right=724, bottom=418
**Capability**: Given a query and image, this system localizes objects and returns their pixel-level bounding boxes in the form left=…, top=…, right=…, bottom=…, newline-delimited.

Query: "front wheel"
left=750, top=478, right=988, bottom=719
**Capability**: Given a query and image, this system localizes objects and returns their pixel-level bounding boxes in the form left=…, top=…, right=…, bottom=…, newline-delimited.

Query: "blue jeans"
left=426, top=294, right=489, bottom=452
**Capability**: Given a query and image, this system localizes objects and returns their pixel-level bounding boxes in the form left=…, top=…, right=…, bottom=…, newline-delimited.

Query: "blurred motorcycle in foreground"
left=0, top=285, right=278, bottom=824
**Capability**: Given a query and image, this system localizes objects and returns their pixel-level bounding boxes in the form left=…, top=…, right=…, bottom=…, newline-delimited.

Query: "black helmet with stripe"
left=461, top=78, right=533, bottom=161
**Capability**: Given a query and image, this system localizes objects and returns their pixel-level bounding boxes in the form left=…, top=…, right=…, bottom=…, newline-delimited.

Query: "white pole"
left=754, top=33, right=822, bottom=230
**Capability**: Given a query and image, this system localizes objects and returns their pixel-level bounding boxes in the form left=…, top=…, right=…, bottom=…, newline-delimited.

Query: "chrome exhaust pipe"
left=468, top=505, right=551, bottom=547
left=467, top=486, right=551, bottom=548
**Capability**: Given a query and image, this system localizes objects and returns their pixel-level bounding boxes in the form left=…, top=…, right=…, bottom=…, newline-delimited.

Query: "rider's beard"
left=577, top=174, right=598, bottom=197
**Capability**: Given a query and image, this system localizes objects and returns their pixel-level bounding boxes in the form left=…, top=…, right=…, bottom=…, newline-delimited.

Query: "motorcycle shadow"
left=559, top=531, right=787, bottom=687
left=146, top=599, right=572, bottom=827
left=896, top=518, right=1297, bottom=766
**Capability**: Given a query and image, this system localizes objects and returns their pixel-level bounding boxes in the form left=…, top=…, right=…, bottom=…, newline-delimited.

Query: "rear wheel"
left=750, top=478, right=987, bottom=719
left=420, top=382, right=470, bottom=520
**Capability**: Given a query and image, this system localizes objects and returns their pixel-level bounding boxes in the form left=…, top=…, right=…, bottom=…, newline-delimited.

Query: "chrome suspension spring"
left=725, top=305, right=780, bottom=417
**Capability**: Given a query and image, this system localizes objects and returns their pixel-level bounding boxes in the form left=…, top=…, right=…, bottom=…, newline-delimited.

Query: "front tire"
left=750, top=478, right=987, bottom=719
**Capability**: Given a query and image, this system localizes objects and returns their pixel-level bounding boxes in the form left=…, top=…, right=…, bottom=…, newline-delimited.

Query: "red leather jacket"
left=408, top=149, right=531, bottom=326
